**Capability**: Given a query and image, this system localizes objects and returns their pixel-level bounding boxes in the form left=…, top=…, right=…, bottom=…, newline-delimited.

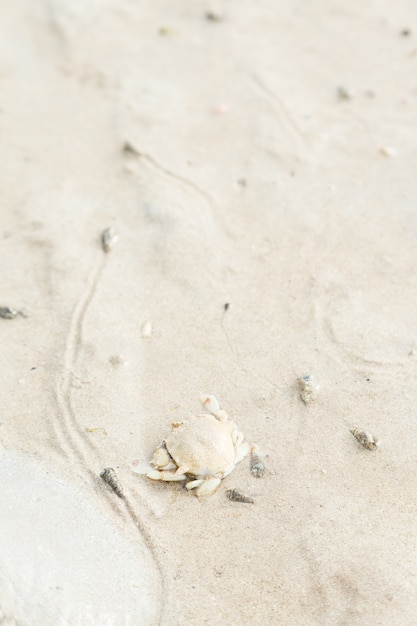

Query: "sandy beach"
left=1, top=1, right=417, bottom=624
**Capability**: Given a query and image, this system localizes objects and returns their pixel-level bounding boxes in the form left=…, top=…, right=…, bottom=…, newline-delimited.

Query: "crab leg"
left=186, top=477, right=222, bottom=497
left=231, top=428, right=244, bottom=448
left=234, top=441, right=251, bottom=465
left=185, top=479, right=204, bottom=490
left=147, top=469, right=186, bottom=481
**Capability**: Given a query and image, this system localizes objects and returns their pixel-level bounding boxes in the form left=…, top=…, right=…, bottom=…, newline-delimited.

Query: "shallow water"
left=0, top=448, right=158, bottom=626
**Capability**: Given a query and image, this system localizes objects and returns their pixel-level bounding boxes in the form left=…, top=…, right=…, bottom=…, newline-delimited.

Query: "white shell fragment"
left=138, top=395, right=253, bottom=497
left=101, top=227, right=119, bottom=253
left=350, top=428, right=379, bottom=450
left=141, top=320, right=153, bottom=338
left=298, top=374, right=318, bottom=404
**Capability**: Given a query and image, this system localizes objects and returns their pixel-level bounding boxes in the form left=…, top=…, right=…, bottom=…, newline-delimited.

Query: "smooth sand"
left=0, top=448, right=159, bottom=625
left=1, top=1, right=417, bottom=624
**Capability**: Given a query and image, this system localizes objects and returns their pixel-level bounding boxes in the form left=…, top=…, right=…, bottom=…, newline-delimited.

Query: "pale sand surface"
left=1, top=1, right=417, bottom=624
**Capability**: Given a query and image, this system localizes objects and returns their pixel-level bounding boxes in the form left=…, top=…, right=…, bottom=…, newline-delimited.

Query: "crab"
left=136, top=395, right=251, bottom=497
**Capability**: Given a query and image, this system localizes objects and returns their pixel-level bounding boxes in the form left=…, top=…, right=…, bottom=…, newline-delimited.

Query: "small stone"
left=101, top=227, right=118, bottom=253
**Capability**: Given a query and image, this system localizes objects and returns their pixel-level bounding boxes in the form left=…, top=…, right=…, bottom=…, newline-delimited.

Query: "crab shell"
left=166, top=414, right=243, bottom=477
left=142, top=396, right=251, bottom=497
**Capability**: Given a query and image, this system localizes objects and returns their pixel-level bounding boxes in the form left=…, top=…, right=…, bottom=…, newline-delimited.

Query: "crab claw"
left=201, top=393, right=221, bottom=411
left=200, top=394, right=228, bottom=421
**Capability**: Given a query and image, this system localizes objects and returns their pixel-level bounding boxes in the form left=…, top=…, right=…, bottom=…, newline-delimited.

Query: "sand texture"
left=1, top=1, right=417, bottom=624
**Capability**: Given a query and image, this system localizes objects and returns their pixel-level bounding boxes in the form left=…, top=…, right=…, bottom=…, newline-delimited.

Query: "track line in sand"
left=52, top=250, right=166, bottom=624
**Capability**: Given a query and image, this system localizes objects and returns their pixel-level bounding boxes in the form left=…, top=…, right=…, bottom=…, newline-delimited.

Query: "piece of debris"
left=101, top=227, right=118, bottom=253
left=250, top=444, right=266, bottom=478
left=380, top=146, right=397, bottom=157
left=226, top=489, right=254, bottom=504
left=86, top=427, right=108, bottom=436
left=141, top=320, right=153, bottom=338
left=0, top=307, right=25, bottom=319
left=205, top=12, right=223, bottom=22
left=337, top=86, right=351, bottom=101
left=224, top=302, right=230, bottom=312
left=100, top=468, right=124, bottom=498
left=109, top=355, right=127, bottom=367
left=122, top=141, right=140, bottom=155
left=400, top=28, right=411, bottom=37
left=158, top=26, right=172, bottom=36
left=350, top=428, right=379, bottom=450
left=298, top=374, right=318, bottom=404
left=211, top=103, right=230, bottom=115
